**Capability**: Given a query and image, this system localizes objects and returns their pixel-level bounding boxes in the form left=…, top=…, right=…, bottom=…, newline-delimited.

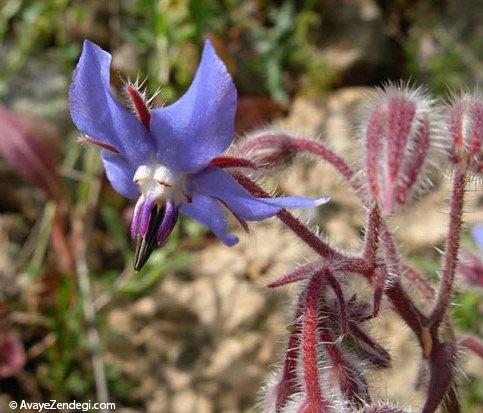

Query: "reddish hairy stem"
left=430, top=171, right=466, bottom=331
left=380, top=219, right=425, bottom=334
left=235, top=173, right=374, bottom=276
left=371, top=267, right=385, bottom=317
left=325, top=271, right=348, bottom=337
left=275, top=295, right=305, bottom=411
left=349, top=322, right=391, bottom=368
left=363, top=205, right=381, bottom=263
left=210, top=156, right=257, bottom=170
left=238, top=172, right=432, bottom=366
left=234, top=174, right=344, bottom=260
left=402, top=264, right=435, bottom=301
left=268, top=260, right=321, bottom=288
left=275, top=330, right=300, bottom=411
left=239, top=135, right=357, bottom=189
left=239, top=173, right=429, bottom=351
left=319, top=318, right=370, bottom=407
left=277, top=209, right=343, bottom=260
left=301, top=271, right=328, bottom=410
left=385, top=277, right=426, bottom=340
left=379, top=221, right=400, bottom=281
left=421, top=340, right=458, bottom=413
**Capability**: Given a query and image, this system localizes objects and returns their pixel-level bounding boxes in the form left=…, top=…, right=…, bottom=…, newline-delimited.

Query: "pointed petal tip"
left=315, top=195, right=331, bottom=206
left=224, top=235, right=239, bottom=247
left=82, top=38, right=100, bottom=52
left=70, top=38, right=153, bottom=166
left=202, top=37, right=215, bottom=50
left=149, top=36, right=236, bottom=173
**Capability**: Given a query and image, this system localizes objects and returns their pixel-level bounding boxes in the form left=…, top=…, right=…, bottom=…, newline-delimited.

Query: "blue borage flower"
left=69, top=39, right=329, bottom=270
left=471, top=224, right=483, bottom=251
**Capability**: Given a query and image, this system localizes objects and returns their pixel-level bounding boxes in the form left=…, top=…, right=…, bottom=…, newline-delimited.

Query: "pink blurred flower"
left=0, top=330, right=25, bottom=379
left=458, top=224, right=483, bottom=287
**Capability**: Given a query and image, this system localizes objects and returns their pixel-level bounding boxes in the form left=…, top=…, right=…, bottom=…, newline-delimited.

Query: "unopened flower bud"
left=360, top=84, right=438, bottom=214
left=445, top=93, right=482, bottom=175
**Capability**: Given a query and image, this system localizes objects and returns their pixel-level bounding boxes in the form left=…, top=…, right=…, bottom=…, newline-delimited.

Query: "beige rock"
left=131, top=297, right=157, bottom=318
left=171, top=389, right=213, bottom=413
left=108, top=309, right=133, bottom=334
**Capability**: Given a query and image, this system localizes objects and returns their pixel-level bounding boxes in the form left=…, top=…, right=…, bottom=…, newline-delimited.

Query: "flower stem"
left=274, top=294, right=305, bottom=411
left=301, top=271, right=327, bottom=410
left=240, top=135, right=357, bottom=189
left=319, top=317, right=370, bottom=407
left=430, top=170, right=466, bottom=331
left=363, top=205, right=381, bottom=263
left=234, top=174, right=371, bottom=274
left=379, top=217, right=428, bottom=347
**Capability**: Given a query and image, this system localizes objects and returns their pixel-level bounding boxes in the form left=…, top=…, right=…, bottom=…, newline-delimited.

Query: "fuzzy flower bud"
left=360, top=84, right=438, bottom=214
left=445, top=92, right=483, bottom=175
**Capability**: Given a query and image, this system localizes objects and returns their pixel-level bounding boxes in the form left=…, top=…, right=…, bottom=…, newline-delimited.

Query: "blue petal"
left=69, top=40, right=153, bottom=166
left=471, top=224, right=483, bottom=251
left=181, top=193, right=239, bottom=246
left=190, top=167, right=329, bottom=221
left=150, top=39, right=237, bottom=173
left=101, top=151, right=139, bottom=199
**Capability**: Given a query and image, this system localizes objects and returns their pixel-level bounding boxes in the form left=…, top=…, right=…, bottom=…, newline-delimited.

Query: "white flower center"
left=133, top=163, right=187, bottom=204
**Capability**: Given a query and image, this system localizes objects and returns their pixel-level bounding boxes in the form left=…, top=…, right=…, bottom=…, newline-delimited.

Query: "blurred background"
left=0, top=0, right=481, bottom=412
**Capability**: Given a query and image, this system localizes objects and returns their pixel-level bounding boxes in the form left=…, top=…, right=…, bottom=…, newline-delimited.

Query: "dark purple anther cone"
left=133, top=200, right=179, bottom=271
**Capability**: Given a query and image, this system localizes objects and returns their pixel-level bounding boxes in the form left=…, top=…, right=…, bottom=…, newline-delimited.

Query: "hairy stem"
left=234, top=174, right=371, bottom=274
left=301, top=271, right=328, bottom=410
left=430, top=171, right=466, bottom=331
left=379, top=218, right=428, bottom=346
left=274, top=294, right=305, bottom=411
left=240, top=135, right=356, bottom=187
left=363, top=205, right=381, bottom=263
left=319, top=318, right=370, bottom=407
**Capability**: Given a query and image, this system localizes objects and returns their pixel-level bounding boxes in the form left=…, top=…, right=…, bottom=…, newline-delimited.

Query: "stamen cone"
left=134, top=204, right=166, bottom=271
left=133, top=200, right=179, bottom=271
